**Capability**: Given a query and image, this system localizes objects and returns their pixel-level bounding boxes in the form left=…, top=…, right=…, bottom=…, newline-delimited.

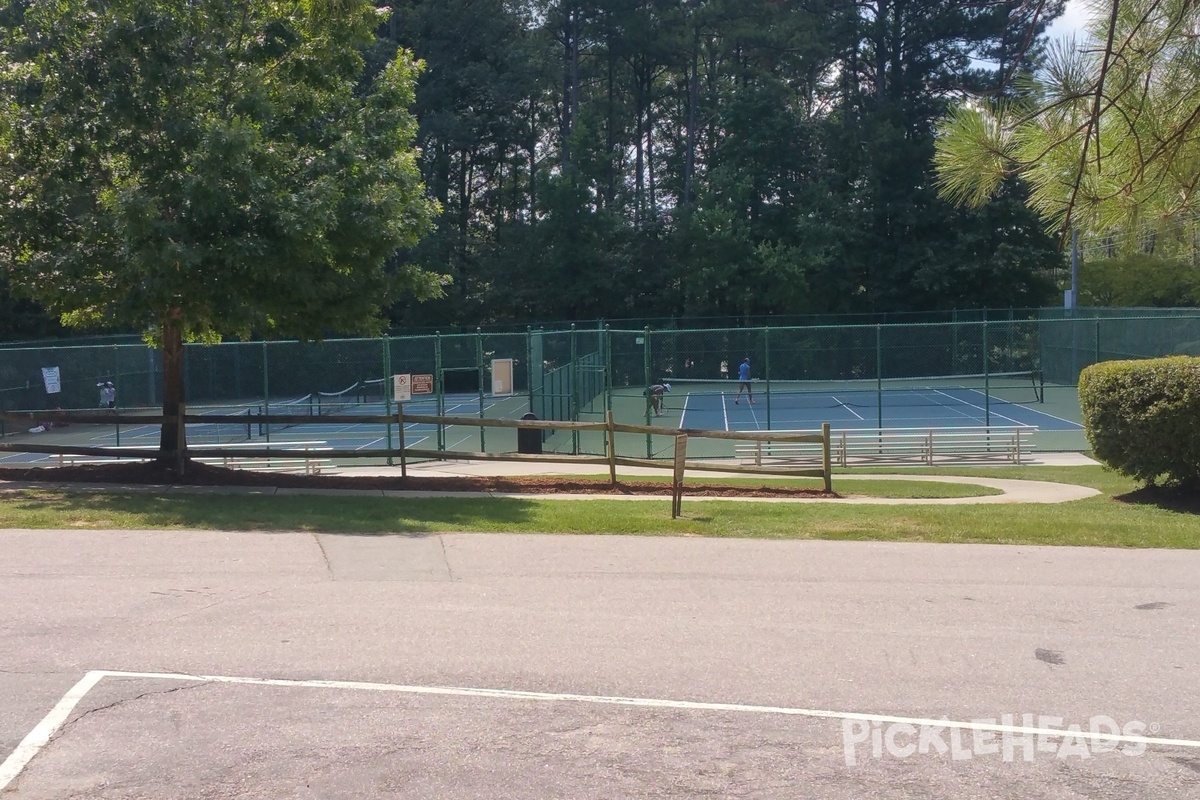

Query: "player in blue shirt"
left=734, top=358, right=753, bottom=404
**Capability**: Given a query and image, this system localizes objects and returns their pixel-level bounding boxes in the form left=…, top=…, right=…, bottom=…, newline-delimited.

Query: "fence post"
left=763, top=326, right=771, bottom=431
left=175, top=401, right=187, bottom=476
left=527, top=327, right=535, bottom=413
left=643, top=326, right=652, bottom=459
left=434, top=331, right=444, bottom=451
left=821, top=422, right=831, bottom=493
left=604, top=324, right=613, bottom=415
left=569, top=324, right=578, bottom=455
left=477, top=327, right=486, bottom=452
left=606, top=409, right=617, bottom=486
left=262, top=341, right=270, bottom=444
left=112, top=344, right=121, bottom=447
left=1095, top=317, right=1102, bottom=364
left=983, top=321, right=991, bottom=426
left=875, top=324, right=883, bottom=431
left=384, top=335, right=394, bottom=466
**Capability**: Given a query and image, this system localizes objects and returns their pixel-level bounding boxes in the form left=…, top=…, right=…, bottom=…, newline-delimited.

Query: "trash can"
left=517, top=412, right=542, bottom=454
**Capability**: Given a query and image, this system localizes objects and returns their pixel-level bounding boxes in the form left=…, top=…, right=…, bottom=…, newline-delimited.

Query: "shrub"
left=1078, top=357, right=1200, bottom=489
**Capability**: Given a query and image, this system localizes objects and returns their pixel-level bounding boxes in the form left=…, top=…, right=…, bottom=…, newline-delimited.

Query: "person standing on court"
left=646, top=382, right=671, bottom=416
left=735, top=358, right=753, bottom=404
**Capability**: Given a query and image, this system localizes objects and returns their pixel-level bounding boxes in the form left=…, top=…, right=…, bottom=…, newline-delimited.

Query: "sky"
left=1044, top=0, right=1093, bottom=41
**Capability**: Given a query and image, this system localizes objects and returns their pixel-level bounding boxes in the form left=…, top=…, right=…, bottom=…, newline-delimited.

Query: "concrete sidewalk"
left=0, top=453, right=1103, bottom=505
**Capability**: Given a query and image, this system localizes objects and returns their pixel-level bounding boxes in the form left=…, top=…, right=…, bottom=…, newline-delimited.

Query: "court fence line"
left=2, top=313, right=1198, bottom=454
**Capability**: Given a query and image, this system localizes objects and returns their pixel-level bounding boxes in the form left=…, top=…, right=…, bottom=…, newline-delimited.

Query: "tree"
left=934, top=0, right=1200, bottom=239
left=0, top=0, right=440, bottom=457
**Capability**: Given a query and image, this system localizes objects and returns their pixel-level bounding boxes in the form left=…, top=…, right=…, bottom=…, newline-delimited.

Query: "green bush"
left=1079, top=357, right=1200, bottom=488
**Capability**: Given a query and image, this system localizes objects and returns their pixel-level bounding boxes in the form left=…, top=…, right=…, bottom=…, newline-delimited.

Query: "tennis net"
left=254, top=393, right=314, bottom=436
left=657, top=371, right=1043, bottom=408
left=316, top=383, right=366, bottom=416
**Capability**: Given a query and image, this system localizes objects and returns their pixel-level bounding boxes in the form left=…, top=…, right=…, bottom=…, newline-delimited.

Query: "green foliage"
left=0, top=0, right=440, bottom=342
left=935, top=0, right=1200, bottom=239
left=1079, top=357, right=1200, bottom=489
left=1080, top=253, right=1200, bottom=307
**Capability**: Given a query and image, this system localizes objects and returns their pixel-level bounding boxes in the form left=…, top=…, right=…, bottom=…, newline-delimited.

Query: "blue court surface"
left=675, top=386, right=1084, bottom=432
left=0, top=392, right=527, bottom=466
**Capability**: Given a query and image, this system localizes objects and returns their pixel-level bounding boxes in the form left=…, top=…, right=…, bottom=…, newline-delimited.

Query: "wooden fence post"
left=821, top=422, right=832, bottom=493
left=671, top=434, right=687, bottom=518
left=398, top=407, right=407, bottom=478
left=606, top=410, right=617, bottom=487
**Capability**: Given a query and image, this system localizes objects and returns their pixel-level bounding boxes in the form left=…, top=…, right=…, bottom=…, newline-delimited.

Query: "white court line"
left=931, top=389, right=1025, bottom=426
left=0, top=671, right=106, bottom=792
left=830, top=396, right=865, bottom=421
left=679, top=392, right=691, bottom=430
left=721, top=393, right=730, bottom=431
left=955, top=388, right=1085, bottom=429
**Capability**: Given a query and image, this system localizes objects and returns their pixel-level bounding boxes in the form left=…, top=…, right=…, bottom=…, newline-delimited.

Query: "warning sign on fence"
left=392, top=373, right=412, bottom=403
left=412, top=374, right=434, bottom=394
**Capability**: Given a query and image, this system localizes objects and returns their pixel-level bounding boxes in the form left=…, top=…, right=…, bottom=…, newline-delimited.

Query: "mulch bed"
left=0, top=461, right=838, bottom=499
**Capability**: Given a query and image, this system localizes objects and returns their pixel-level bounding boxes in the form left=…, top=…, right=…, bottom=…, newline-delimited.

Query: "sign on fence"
left=392, top=373, right=412, bottom=403
left=491, top=358, right=514, bottom=396
left=412, top=374, right=434, bottom=394
left=41, top=366, right=61, bottom=394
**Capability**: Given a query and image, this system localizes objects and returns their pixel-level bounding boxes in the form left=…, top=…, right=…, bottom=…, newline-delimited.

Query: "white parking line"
left=6, top=668, right=1199, bottom=791
left=0, top=671, right=106, bottom=792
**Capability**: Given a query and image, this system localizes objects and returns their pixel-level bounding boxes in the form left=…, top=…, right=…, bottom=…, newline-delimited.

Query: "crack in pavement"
left=49, top=681, right=212, bottom=746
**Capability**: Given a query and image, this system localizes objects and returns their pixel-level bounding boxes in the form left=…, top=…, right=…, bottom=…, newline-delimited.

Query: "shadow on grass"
left=1113, top=486, right=1200, bottom=515
left=6, top=491, right=542, bottom=534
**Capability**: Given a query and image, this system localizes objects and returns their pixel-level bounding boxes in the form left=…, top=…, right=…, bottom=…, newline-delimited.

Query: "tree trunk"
left=157, top=311, right=186, bottom=464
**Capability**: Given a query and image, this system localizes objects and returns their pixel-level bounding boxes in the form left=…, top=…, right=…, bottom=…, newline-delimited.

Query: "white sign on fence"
left=392, top=373, right=412, bottom=403
left=41, top=366, right=61, bottom=394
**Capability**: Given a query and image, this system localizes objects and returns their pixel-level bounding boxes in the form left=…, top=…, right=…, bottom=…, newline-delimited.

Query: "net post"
left=821, top=422, right=831, bottom=493
left=262, top=341, right=270, bottom=444
left=398, top=406, right=407, bottom=478
left=983, top=321, right=991, bottom=426
left=606, top=409, right=617, bottom=486
left=763, top=326, right=771, bottom=430
left=435, top=331, right=444, bottom=451
left=643, top=327, right=652, bottom=460
left=384, top=334, right=394, bottom=466
left=477, top=327, right=485, bottom=452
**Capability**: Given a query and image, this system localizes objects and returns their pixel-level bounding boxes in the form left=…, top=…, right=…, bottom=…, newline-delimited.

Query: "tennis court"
left=665, top=373, right=1083, bottom=434
left=0, top=381, right=530, bottom=467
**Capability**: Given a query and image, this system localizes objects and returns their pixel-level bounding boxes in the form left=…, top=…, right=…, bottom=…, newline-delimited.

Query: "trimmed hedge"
left=1078, top=356, right=1200, bottom=489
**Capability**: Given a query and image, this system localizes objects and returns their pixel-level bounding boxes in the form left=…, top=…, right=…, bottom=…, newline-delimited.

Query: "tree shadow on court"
left=1113, top=486, right=1200, bottom=515
left=1, top=491, right=543, bottom=534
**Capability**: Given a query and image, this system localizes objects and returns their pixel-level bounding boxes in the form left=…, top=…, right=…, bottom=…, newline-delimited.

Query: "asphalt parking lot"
left=3, top=529, right=1199, bottom=798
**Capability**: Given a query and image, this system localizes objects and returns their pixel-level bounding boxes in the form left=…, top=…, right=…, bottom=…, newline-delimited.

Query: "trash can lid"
left=521, top=412, right=538, bottom=420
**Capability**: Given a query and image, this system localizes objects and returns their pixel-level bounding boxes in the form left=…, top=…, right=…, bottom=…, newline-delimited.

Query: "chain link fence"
left=4, top=312, right=1200, bottom=454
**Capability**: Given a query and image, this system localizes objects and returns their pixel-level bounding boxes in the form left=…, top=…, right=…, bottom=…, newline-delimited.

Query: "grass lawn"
left=0, top=465, right=1196, bottom=548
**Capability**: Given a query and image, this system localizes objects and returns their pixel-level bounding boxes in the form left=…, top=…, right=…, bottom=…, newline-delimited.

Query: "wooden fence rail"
left=0, top=407, right=833, bottom=494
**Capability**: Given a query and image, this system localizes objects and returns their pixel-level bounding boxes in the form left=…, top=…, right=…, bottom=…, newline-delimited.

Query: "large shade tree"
left=0, top=0, right=440, bottom=456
